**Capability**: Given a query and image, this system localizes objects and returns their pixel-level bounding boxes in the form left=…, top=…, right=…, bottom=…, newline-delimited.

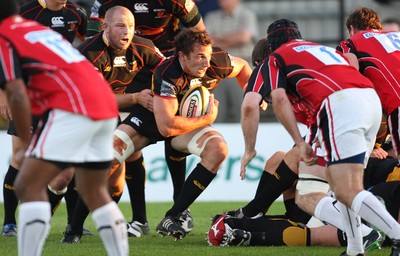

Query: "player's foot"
left=391, top=239, right=400, bottom=256
left=222, top=229, right=251, bottom=246
left=127, top=221, right=150, bottom=237
left=61, top=225, right=81, bottom=243
left=225, top=207, right=263, bottom=219
left=363, top=229, right=383, bottom=252
left=2, top=224, right=17, bottom=237
left=156, top=216, right=186, bottom=240
left=179, top=209, right=194, bottom=233
left=207, top=214, right=232, bottom=246
left=82, top=226, right=94, bottom=236
left=339, top=252, right=365, bottom=256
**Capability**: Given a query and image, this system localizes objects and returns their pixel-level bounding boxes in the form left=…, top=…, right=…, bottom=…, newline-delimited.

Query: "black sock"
left=3, top=165, right=19, bottom=225
left=70, top=196, right=89, bottom=236
left=125, top=156, right=147, bottom=223
left=243, top=160, right=298, bottom=217
left=255, top=171, right=272, bottom=197
left=284, top=199, right=311, bottom=224
left=164, top=139, right=188, bottom=201
left=65, top=177, right=79, bottom=224
left=166, top=163, right=215, bottom=217
left=112, top=193, right=122, bottom=204
left=48, top=187, right=65, bottom=216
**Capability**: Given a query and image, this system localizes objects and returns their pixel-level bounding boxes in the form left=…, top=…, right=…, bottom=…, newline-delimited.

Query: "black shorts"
left=7, top=116, right=41, bottom=136
left=368, top=181, right=400, bottom=246
left=364, top=158, right=398, bottom=189
left=122, top=105, right=166, bottom=144
left=369, top=181, right=400, bottom=221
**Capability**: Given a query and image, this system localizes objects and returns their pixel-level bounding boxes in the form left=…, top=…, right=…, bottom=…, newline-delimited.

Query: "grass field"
left=0, top=201, right=392, bottom=255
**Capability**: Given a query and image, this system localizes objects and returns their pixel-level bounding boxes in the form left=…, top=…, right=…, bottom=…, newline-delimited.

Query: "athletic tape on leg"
left=296, top=173, right=330, bottom=195
left=113, top=129, right=135, bottom=164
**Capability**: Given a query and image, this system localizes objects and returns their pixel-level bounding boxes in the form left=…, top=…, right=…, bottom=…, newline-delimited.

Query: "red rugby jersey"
left=246, top=39, right=374, bottom=126
left=0, top=16, right=117, bottom=120
left=338, top=30, right=400, bottom=114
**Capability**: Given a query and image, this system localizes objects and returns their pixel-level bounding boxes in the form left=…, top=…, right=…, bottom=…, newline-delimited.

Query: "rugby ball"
left=179, top=85, right=210, bottom=117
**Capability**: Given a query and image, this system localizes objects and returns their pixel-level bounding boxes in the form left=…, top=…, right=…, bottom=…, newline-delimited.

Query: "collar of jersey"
left=102, top=33, right=110, bottom=47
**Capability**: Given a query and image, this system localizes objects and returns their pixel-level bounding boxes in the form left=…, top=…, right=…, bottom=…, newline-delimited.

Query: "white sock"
left=92, top=202, right=128, bottom=256
left=337, top=201, right=364, bottom=255
left=314, top=196, right=344, bottom=229
left=18, top=202, right=51, bottom=256
left=352, top=190, right=400, bottom=240
left=314, top=196, right=373, bottom=237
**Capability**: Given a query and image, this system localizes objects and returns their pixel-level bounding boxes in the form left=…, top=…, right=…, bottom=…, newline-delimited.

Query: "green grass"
left=0, top=202, right=392, bottom=255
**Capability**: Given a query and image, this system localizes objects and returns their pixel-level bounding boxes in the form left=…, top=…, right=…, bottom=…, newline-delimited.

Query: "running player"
left=110, top=28, right=252, bottom=239
left=2, top=0, right=88, bottom=237
left=0, top=0, right=128, bottom=254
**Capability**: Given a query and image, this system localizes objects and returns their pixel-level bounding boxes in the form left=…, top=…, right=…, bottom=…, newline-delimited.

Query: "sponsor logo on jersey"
left=293, top=45, right=313, bottom=52
left=134, top=3, right=149, bottom=13
left=184, top=0, right=195, bottom=12
left=190, top=78, right=202, bottom=87
left=51, top=17, right=64, bottom=27
left=113, top=56, right=127, bottom=67
left=160, top=80, right=176, bottom=97
left=90, top=0, right=101, bottom=18
left=130, top=117, right=142, bottom=126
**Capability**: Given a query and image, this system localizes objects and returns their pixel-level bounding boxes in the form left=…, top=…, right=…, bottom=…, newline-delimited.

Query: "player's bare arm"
left=153, top=93, right=218, bottom=137
left=227, top=56, right=252, bottom=90
left=270, top=88, right=315, bottom=164
left=240, top=91, right=261, bottom=179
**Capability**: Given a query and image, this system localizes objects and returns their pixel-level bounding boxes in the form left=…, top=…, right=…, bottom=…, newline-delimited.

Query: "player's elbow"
left=156, top=122, right=175, bottom=138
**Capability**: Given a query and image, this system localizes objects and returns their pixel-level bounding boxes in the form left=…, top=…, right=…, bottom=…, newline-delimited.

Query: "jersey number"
left=25, top=30, right=85, bottom=63
left=307, top=46, right=348, bottom=65
left=375, top=33, right=400, bottom=53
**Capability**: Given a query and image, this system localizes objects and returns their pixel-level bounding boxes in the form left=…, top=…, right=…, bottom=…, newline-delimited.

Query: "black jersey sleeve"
left=168, top=0, right=202, bottom=28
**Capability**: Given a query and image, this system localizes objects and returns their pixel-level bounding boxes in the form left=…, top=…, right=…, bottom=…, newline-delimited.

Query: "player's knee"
left=203, top=139, right=228, bottom=164
left=113, top=129, right=135, bottom=164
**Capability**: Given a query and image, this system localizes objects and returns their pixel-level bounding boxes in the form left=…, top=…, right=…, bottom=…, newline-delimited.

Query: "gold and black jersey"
left=19, top=0, right=87, bottom=43
left=78, top=33, right=164, bottom=94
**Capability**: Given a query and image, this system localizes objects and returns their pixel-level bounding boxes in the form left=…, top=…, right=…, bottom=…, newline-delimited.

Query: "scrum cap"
left=267, top=19, right=302, bottom=52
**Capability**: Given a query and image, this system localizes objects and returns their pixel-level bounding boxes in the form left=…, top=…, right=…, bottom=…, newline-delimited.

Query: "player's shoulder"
left=78, top=33, right=105, bottom=53
left=19, top=0, right=41, bottom=15
left=156, top=57, right=181, bottom=78
left=132, top=35, right=156, bottom=48
left=65, top=0, right=88, bottom=16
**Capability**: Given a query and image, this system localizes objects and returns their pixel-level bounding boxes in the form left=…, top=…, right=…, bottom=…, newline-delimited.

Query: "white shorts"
left=316, top=88, right=381, bottom=166
left=27, top=109, right=117, bottom=163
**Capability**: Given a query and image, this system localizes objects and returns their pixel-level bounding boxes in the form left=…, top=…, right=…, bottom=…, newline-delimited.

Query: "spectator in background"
left=204, top=0, right=258, bottom=123
left=382, top=17, right=400, bottom=31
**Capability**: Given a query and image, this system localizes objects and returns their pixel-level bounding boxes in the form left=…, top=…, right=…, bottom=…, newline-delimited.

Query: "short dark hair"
left=346, top=7, right=382, bottom=31
left=266, top=19, right=302, bottom=52
left=173, top=28, right=213, bottom=57
left=251, top=38, right=269, bottom=67
left=0, top=0, right=18, bottom=22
